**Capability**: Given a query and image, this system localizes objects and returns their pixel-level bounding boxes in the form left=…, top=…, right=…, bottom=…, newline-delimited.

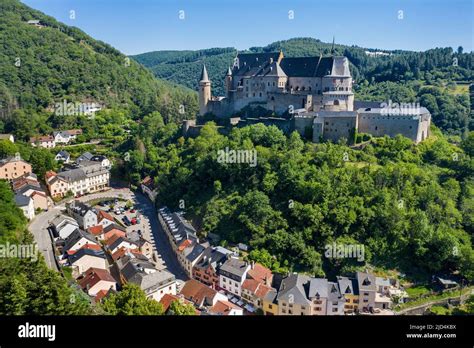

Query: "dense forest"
left=0, top=0, right=198, bottom=141
left=133, top=37, right=473, bottom=136
left=123, top=112, right=474, bottom=282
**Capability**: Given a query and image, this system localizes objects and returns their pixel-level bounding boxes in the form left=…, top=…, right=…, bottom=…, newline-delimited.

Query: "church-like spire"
left=200, top=64, right=210, bottom=82
left=331, top=36, right=335, bottom=55
left=226, top=66, right=232, bottom=76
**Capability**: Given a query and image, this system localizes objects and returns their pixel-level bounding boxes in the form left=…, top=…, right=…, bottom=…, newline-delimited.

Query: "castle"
left=195, top=51, right=431, bottom=143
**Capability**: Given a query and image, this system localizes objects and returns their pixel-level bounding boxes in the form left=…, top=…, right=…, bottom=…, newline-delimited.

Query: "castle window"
left=302, top=86, right=306, bottom=91
left=309, top=87, right=311, bottom=91
left=375, top=126, right=378, bottom=130
left=271, top=96, right=275, bottom=101
left=334, top=100, right=340, bottom=106
left=296, top=86, right=300, bottom=91
left=259, top=93, right=262, bottom=97
left=253, top=93, right=255, bottom=97
left=273, top=82, right=275, bottom=86
left=267, top=82, right=270, bottom=87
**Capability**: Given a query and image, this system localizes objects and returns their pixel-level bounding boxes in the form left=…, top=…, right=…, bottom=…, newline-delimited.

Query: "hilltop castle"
left=195, top=51, right=431, bottom=144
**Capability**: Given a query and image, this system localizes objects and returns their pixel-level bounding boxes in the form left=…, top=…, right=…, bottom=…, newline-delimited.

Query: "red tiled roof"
left=79, top=267, right=116, bottom=291
left=103, top=230, right=126, bottom=242
left=45, top=171, right=57, bottom=180
left=178, top=239, right=193, bottom=252
left=111, top=246, right=140, bottom=261
left=179, top=279, right=218, bottom=307
left=30, top=135, right=54, bottom=143
left=247, top=263, right=273, bottom=284
left=68, top=243, right=101, bottom=255
left=98, top=210, right=114, bottom=222
left=87, top=225, right=104, bottom=236
left=209, top=300, right=241, bottom=315
left=94, top=289, right=110, bottom=302
left=31, top=191, right=47, bottom=198
left=67, top=129, right=83, bottom=135
left=106, top=233, right=122, bottom=247
left=242, top=279, right=260, bottom=293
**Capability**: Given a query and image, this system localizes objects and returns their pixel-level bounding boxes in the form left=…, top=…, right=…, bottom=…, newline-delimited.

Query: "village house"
left=337, top=276, right=360, bottom=314
left=30, top=135, right=56, bottom=148
left=192, top=246, right=233, bottom=289
left=119, top=257, right=177, bottom=302
left=218, top=257, right=251, bottom=297
left=69, top=248, right=107, bottom=275
left=357, top=271, right=377, bottom=313
left=208, top=300, right=243, bottom=316
left=78, top=267, right=117, bottom=297
left=262, top=288, right=279, bottom=315
left=63, top=228, right=100, bottom=253
left=0, top=156, right=32, bottom=181
left=67, top=201, right=98, bottom=229
left=277, top=274, right=312, bottom=315
left=102, top=223, right=126, bottom=241
left=14, top=194, right=35, bottom=220
left=53, top=129, right=83, bottom=144
left=97, top=210, right=115, bottom=228
left=179, top=279, right=228, bottom=309
left=55, top=150, right=70, bottom=163
left=50, top=214, right=79, bottom=239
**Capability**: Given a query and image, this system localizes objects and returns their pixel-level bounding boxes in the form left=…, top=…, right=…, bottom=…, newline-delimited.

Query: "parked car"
left=122, top=216, right=131, bottom=226
left=131, top=218, right=137, bottom=225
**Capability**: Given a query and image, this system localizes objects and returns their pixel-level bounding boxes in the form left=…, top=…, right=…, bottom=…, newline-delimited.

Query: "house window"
left=268, top=304, right=272, bottom=309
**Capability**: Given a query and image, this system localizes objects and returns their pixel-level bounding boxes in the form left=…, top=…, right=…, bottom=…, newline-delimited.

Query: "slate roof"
left=219, top=258, right=249, bottom=280
left=277, top=274, right=311, bottom=305
left=69, top=248, right=105, bottom=264
left=357, top=271, right=377, bottom=292
left=14, top=194, right=31, bottom=207
left=308, top=278, right=329, bottom=298
left=200, top=65, right=209, bottom=82
left=194, top=246, right=230, bottom=271
left=184, top=243, right=206, bottom=263
left=337, top=276, right=359, bottom=296
left=64, top=228, right=98, bottom=251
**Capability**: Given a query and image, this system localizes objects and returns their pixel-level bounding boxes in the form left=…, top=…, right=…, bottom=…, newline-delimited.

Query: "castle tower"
left=199, top=65, right=211, bottom=116
left=225, top=67, right=232, bottom=97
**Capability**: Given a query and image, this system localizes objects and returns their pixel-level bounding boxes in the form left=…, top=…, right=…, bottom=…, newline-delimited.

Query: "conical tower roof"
left=200, top=64, right=210, bottom=82
left=226, top=66, right=232, bottom=76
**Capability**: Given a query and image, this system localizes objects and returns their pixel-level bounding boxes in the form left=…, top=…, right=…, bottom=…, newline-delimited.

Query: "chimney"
left=251, top=260, right=255, bottom=269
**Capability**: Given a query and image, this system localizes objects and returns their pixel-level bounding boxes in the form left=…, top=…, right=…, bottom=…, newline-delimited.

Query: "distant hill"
left=0, top=0, right=198, bottom=120
left=132, top=37, right=473, bottom=98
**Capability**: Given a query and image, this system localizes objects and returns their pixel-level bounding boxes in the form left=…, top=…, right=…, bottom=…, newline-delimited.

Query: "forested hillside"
left=0, top=0, right=198, bottom=139
left=123, top=114, right=474, bottom=282
left=132, top=37, right=473, bottom=136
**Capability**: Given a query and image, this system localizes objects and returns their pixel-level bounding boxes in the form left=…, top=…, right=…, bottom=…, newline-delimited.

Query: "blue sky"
left=22, top=0, right=473, bottom=55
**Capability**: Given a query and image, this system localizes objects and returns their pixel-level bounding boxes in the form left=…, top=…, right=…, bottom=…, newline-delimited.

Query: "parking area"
left=90, top=196, right=166, bottom=270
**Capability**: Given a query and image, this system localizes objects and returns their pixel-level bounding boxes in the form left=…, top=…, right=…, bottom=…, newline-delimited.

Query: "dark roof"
left=200, top=65, right=209, bottom=82
left=64, top=229, right=97, bottom=251
left=185, top=243, right=206, bottom=263
left=280, top=56, right=333, bottom=77
left=103, top=223, right=126, bottom=233
left=236, top=52, right=281, bottom=70
left=337, top=276, right=359, bottom=296
left=219, top=258, right=249, bottom=279
left=69, top=248, right=105, bottom=263
left=194, top=246, right=230, bottom=271
left=277, top=274, right=311, bottom=305
left=14, top=194, right=31, bottom=207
